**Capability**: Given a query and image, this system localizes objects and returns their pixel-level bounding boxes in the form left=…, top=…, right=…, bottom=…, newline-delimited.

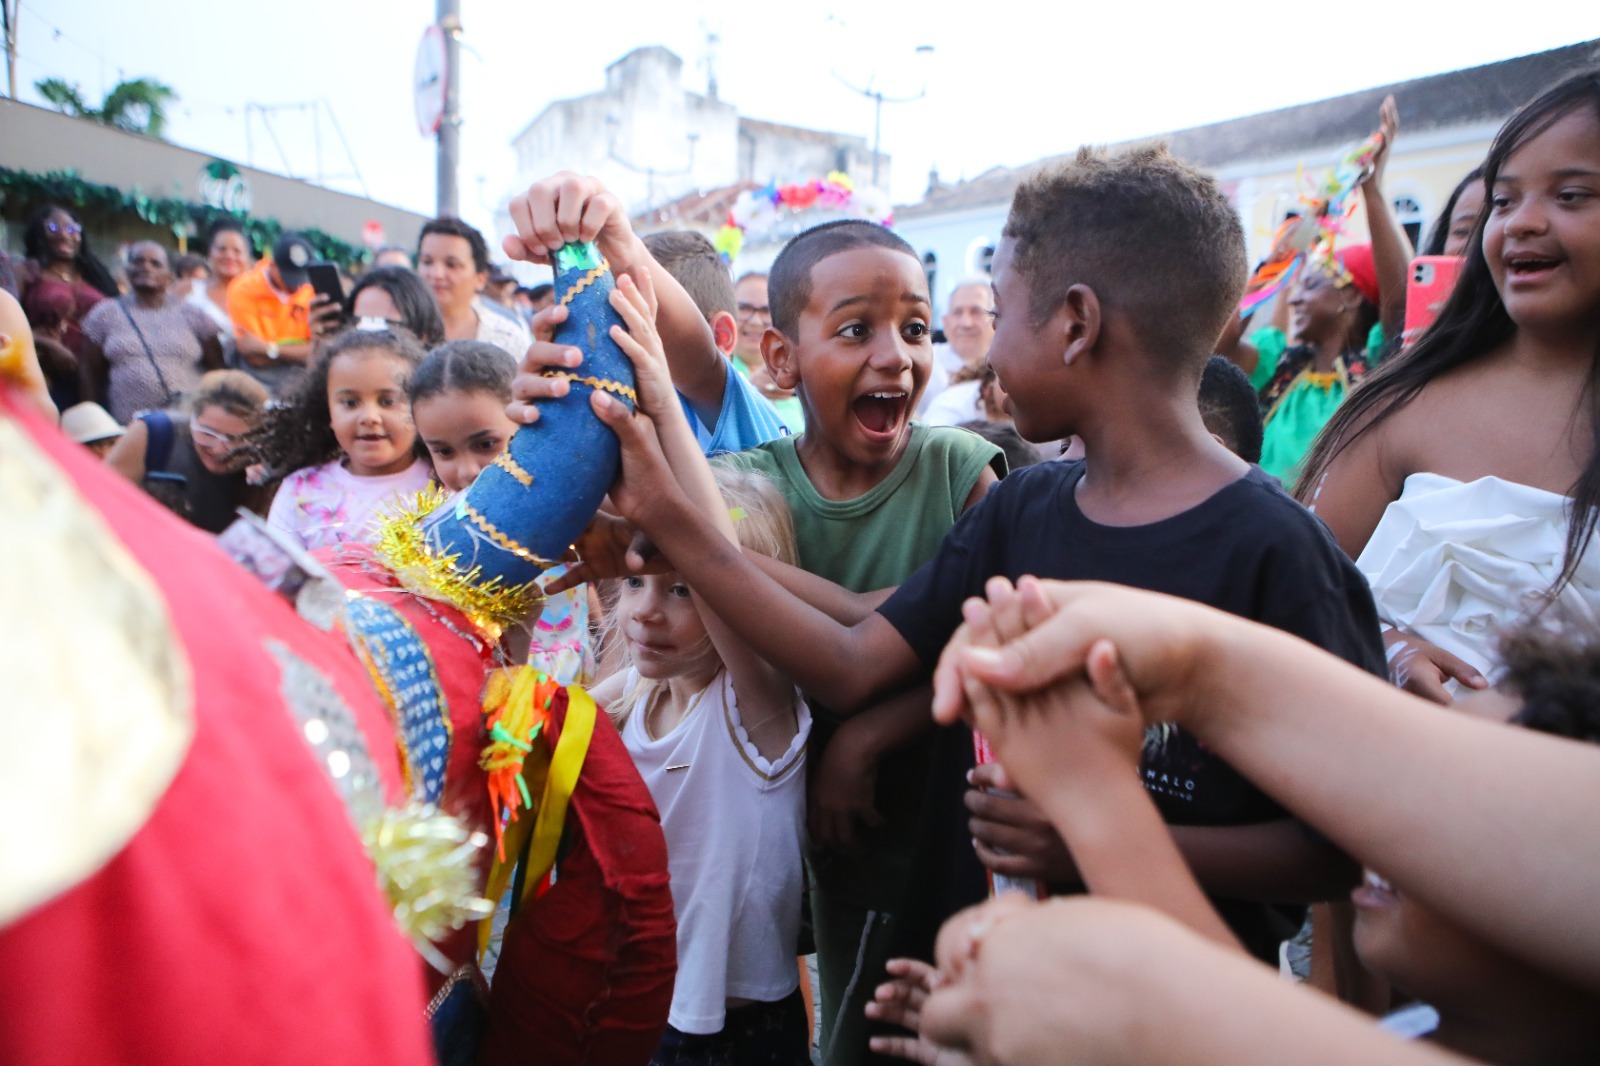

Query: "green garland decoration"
left=0, top=166, right=369, bottom=268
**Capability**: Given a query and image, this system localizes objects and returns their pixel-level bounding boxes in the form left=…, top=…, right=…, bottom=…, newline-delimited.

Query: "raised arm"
left=504, top=173, right=727, bottom=427
left=1360, top=95, right=1412, bottom=345
left=938, top=578, right=1600, bottom=996
left=605, top=268, right=797, bottom=755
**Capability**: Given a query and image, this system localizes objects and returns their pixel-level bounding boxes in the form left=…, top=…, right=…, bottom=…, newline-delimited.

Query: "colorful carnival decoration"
left=1239, top=131, right=1385, bottom=316
left=715, top=171, right=894, bottom=260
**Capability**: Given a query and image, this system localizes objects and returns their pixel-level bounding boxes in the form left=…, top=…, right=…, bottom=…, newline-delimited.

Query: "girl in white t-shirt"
left=588, top=272, right=811, bottom=1065
left=257, top=327, right=432, bottom=551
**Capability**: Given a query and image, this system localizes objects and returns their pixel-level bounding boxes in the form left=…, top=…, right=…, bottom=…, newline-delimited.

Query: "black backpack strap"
left=140, top=410, right=176, bottom=474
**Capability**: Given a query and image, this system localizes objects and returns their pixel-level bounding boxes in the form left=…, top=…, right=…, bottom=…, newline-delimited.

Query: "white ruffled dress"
left=1356, top=473, right=1600, bottom=686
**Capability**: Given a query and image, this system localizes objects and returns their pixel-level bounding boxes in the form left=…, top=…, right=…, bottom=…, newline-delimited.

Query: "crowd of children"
left=4, top=60, right=1600, bottom=1066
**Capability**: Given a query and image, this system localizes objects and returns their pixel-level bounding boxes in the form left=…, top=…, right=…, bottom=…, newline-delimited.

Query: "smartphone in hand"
left=305, top=261, right=344, bottom=305
left=1403, top=256, right=1462, bottom=349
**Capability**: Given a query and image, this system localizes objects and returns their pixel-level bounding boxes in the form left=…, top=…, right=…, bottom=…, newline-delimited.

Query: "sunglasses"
left=45, top=219, right=84, bottom=237
left=191, top=416, right=245, bottom=449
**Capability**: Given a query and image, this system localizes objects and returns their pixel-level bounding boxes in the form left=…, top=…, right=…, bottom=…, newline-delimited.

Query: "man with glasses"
left=733, top=272, right=804, bottom=433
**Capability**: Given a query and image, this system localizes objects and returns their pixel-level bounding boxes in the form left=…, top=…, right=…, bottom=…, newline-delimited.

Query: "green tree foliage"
left=34, top=76, right=177, bottom=139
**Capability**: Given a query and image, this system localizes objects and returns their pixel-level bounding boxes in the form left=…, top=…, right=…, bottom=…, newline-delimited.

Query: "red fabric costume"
left=481, top=692, right=678, bottom=1065
left=0, top=382, right=677, bottom=1064
left=0, top=386, right=434, bottom=1065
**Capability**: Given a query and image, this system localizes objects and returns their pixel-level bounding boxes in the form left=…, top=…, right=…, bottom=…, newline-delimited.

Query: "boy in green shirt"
left=503, top=181, right=1001, bottom=1066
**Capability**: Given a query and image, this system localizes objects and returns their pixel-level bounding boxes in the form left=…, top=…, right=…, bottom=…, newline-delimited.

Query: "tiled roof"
left=899, top=40, right=1600, bottom=218
left=631, top=182, right=760, bottom=230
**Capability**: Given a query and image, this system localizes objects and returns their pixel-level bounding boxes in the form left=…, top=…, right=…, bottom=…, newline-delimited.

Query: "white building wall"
left=895, top=202, right=1008, bottom=314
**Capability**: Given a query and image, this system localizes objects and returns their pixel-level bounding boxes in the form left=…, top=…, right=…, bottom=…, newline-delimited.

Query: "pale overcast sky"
left=13, top=0, right=1598, bottom=235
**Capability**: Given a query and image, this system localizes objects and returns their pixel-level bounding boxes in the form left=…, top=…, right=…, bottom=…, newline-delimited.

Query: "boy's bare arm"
left=811, top=685, right=935, bottom=851
left=747, top=552, right=891, bottom=626
left=503, top=173, right=727, bottom=426
left=595, top=390, right=921, bottom=711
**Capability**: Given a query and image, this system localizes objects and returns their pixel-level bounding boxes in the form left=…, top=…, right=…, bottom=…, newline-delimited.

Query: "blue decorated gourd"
left=421, top=241, right=636, bottom=591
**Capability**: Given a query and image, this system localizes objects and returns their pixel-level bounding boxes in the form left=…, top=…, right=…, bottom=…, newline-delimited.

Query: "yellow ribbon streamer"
left=477, top=682, right=596, bottom=956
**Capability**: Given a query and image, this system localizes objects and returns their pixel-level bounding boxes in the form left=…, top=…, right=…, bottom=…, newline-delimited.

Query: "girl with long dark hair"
left=1299, top=69, right=1600, bottom=704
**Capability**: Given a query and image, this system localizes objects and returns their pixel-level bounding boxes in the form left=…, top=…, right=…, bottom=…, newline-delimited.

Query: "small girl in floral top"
left=256, top=328, right=432, bottom=551
left=407, top=340, right=595, bottom=685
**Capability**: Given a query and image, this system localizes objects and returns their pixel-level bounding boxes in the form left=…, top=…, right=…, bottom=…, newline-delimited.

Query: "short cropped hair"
left=768, top=220, right=919, bottom=338
left=419, top=216, right=490, bottom=274
left=173, top=253, right=209, bottom=278
left=1197, top=355, right=1263, bottom=463
left=641, top=230, right=735, bottom=321
left=1003, top=144, right=1247, bottom=373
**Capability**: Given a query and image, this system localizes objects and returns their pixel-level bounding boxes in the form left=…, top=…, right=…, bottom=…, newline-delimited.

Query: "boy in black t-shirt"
left=596, top=145, right=1383, bottom=980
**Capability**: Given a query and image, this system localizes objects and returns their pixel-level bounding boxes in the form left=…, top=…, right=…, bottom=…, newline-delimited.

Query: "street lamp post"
left=835, top=44, right=934, bottom=188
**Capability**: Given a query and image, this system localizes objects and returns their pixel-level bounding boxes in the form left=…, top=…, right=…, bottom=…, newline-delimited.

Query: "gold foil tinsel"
left=361, top=802, right=494, bottom=973
left=372, top=489, right=545, bottom=642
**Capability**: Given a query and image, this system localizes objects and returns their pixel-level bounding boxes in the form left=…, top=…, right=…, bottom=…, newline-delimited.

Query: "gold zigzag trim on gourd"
left=372, top=489, right=545, bottom=640
left=461, top=500, right=543, bottom=564
left=557, top=259, right=610, bottom=307
left=541, top=371, right=638, bottom=404
left=493, top=450, right=534, bottom=488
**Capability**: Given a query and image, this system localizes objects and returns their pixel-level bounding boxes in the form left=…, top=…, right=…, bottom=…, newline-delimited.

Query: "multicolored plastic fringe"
left=477, top=669, right=597, bottom=955
left=1239, top=131, right=1384, bottom=316
left=714, top=171, right=894, bottom=261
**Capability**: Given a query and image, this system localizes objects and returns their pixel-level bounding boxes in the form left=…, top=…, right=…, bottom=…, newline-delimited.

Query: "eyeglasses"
left=45, top=219, right=83, bottom=237
left=191, top=416, right=245, bottom=449
left=736, top=302, right=771, bottom=323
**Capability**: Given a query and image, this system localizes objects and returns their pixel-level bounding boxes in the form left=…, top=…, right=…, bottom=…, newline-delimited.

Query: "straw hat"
left=60, top=403, right=126, bottom=445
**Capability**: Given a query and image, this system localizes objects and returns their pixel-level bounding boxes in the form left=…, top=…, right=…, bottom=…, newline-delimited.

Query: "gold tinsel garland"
left=361, top=802, right=495, bottom=973
left=372, top=489, right=545, bottom=643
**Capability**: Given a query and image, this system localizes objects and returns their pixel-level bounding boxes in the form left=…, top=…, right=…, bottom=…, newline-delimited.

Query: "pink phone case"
left=1403, top=256, right=1463, bottom=348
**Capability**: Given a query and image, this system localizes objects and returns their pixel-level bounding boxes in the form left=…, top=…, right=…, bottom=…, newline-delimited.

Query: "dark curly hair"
left=768, top=220, right=918, bottom=338
left=1297, top=69, right=1600, bottom=594
left=1501, top=619, right=1600, bottom=745
left=24, top=205, right=119, bottom=297
left=348, top=266, right=446, bottom=348
left=1004, top=143, right=1246, bottom=373
left=248, top=328, right=427, bottom=478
